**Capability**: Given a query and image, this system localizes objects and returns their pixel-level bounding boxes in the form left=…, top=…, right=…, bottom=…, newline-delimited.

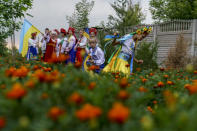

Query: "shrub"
left=165, top=34, right=190, bottom=69
left=134, top=41, right=158, bottom=71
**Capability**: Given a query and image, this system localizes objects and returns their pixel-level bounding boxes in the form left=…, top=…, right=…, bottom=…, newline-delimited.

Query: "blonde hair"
left=89, top=37, right=97, bottom=43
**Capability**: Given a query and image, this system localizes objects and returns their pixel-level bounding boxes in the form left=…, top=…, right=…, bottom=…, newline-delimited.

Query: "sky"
left=7, top=0, right=153, bottom=48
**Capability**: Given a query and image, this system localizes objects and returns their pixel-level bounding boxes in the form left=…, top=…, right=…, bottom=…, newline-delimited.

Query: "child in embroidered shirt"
left=87, top=38, right=105, bottom=73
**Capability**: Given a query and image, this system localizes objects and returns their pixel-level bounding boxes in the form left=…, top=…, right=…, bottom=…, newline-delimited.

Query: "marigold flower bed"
left=1, top=57, right=197, bottom=130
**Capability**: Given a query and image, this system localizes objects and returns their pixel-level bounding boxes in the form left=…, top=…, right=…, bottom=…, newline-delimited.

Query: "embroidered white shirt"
left=78, top=36, right=87, bottom=48
left=89, top=47, right=105, bottom=66
left=61, top=36, right=75, bottom=53
left=121, top=38, right=135, bottom=56
left=41, top=34, right=50, bottom=51
left=28, top=38, right=38, bottom=48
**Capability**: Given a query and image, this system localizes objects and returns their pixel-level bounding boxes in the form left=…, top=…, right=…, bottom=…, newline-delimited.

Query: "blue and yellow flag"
left=104, top=34, right=120, bottom=41
left=19, top=19, right=41, bottom=57
left=83, top=28, right=90, bottom=40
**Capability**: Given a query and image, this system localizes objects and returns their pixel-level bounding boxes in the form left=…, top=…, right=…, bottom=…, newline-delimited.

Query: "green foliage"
left=66, top=0, right=94, bottom=30
left=150, top=0, right=197, bottom=22
left=1, top=55, right=197, bottom=130
left=107, top=0, right=144, bottom=34
left=134, top=41, right=158, bottom=71
left=0, top=0, right=33, bottom=41
left=0, top=40, right=8, bottom=56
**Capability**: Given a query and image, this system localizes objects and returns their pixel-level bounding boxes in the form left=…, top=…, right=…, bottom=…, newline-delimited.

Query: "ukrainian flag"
left=83, top=28, right=90, bottom=40
left=19, top=19, right=41, bottom=57
left=104, top=35, right=114, bottom=41
left=104, top=34, right=120, bottom=41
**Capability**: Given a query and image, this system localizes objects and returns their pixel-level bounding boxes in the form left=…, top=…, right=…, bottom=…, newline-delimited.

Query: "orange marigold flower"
left=114, top=79, right=118, bottom=83
left=0, top=117, right=6, bottom=129
left=117, top=90, right=130, bottom=100
left=157, top=81, right=164, bottom=87
left=138, top=86, right=148, bottom=92
left=45, top=74, right=57, bottom=83
left=0, top=84, right=6, bottom=89
left=149, top=73, right=154, bottom=76
left=136, top=68, right=141, bottom=72
left=13, top=66, right=29, bottom=78
left=6, top=83, right=27, bottom=99
left=58, top=54, right=70, bottom=62
left=75, top=104, right=102, bottom=121
left=43, top=67, right=52, bottom=72
left=88, top=82, right=96, bottom=90
left=115, top=75, right=119, bottom=79
left=48, top=107, right=65, bottom=121
left=139, top=76, right=144, bottom=79
left=119, top=78, right=128, bottom=88
left=167, top=81, right=174, bottom=85
left=153, top=100, right=157, bottom=104
left=185, top=81, right=197, bottom=95
left=108, top=102, right=130, bottom=124
left=163, top=75, right=169, bottom=78
left=68, top=92, right=84, bottom=105
left=41, top=93, right=49, bottom=99
left=5, top=67, right=16, bottom=77
left=25, top=80, right=35, bottom=89
left=32, top=70, right=46, bottom=82
left=88, top=65, right=100, bottom=71
left=74, top=61, right=82, bottom=69
left=48, top=53, right=59, bottom=64
left=184, top=84, right=191, bottom=89
left=147, top=106, right=155, bottom=113
left=32, top=65, right=40, bottom=70
left=142, top=78, right=147, bottom=83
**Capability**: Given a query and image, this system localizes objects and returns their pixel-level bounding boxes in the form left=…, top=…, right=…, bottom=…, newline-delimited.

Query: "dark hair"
left=45, top=28, right=49, bottom=31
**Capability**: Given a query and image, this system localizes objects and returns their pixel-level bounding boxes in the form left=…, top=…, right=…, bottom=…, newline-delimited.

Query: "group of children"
left=27, top=26, right=151, bottom=76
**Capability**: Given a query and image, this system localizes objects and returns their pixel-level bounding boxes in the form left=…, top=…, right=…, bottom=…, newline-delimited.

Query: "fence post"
left=191, top=19, right=197, bottom=56
left=153, top=24, right=157, bottom=44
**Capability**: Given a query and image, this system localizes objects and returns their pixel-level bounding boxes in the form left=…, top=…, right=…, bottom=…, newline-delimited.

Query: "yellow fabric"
left=83, top=55, right=98, bottom=77
left=83, top=32, right=90, bottom=40
left=84, top=55, right=91, bottom=72
left=21, top=26, right=40, bottom=57
left=103, top=55, right=130, bottom=76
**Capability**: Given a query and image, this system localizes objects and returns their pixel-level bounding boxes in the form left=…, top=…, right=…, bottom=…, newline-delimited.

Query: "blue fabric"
left=27, top=46, right=38, bottom=60
left=65, top=45, right=76, bottom=64
left=118, top=52, right=130, bottom=61
left=130, top=42, right=135, bottom=74
left=117, top=34, right=133, bottom=43
left=95, top=64, right=105, bottom=74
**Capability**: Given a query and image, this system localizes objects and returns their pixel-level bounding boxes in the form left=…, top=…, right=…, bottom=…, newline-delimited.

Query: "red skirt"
left=76, top=48, right=85, bottom=63
left=44, top=44, right=56, bottom=62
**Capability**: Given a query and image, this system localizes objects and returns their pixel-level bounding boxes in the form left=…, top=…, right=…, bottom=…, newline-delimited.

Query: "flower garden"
left=1, top=55, right=197, bottom=131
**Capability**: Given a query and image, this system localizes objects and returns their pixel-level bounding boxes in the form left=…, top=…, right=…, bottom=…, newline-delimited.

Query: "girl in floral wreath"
left=103, top=27, right=152, bottom=76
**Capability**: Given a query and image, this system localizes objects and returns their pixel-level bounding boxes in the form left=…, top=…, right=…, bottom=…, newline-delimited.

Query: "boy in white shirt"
left=86, top=38, right=105, bottom=73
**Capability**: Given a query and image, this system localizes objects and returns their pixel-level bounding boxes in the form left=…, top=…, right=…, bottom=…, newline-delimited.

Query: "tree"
left=150, top=0, right=197, bottom=22
left=0, top=0, right=33, bottom=42
left=107, top=0, right=145, bottom=34
left=66, top=0, right=94, bottom=30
